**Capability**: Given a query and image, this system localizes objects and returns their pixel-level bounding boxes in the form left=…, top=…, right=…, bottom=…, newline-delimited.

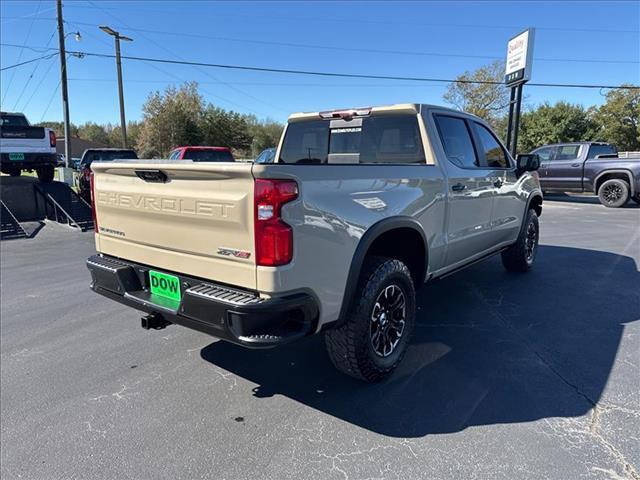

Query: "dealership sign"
left=505, top=28, right=535, bottom=86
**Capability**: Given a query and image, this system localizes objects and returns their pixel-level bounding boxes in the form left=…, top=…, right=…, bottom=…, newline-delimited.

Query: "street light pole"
left=100, top=26, right=132, bottom=148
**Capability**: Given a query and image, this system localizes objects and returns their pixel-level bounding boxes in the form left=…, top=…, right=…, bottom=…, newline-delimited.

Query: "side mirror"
left=516, top=153, right=540, bottom=172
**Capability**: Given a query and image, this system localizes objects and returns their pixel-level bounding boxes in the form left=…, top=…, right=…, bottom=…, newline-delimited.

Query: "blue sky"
left=1, top=0, right=638, bottom=125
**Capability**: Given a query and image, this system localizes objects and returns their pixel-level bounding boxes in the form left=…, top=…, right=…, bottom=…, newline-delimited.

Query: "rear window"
left=183, top=149, right=234, bottom=162
left=587, top=144, right=617, bottom=159
left=85, top=150, right=138, bottom=163
left=1, top=114, right=29, bottom=127
left=279, top=114, right=425, bottom=164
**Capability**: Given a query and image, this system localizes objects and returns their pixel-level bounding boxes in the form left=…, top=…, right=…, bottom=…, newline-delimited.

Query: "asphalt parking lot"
left=1, top=195, right=638, bottom=480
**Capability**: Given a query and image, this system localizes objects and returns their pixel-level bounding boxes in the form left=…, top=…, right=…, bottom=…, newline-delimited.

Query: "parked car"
left=255, top=147, right=276, bottom=164
left=532, top=141, right=640, bottom=207
left=0, top=112, right=57, bottom=182
left=168, top=146, right=234, bottom=162
left=78, top=148, right=138, bottom=202
left=87, top=103, right=543, bottom=382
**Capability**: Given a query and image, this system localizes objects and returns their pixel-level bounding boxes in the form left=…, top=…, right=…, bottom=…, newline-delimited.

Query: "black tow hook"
left=141, top=313, right=172, bottom=330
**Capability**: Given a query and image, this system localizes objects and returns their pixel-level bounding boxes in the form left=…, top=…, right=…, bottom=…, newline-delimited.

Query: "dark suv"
left=78, top=148, right=138, bottom=202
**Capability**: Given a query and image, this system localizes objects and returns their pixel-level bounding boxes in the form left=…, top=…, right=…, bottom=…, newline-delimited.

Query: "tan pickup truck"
left=87, top=103, right=543, bottom=382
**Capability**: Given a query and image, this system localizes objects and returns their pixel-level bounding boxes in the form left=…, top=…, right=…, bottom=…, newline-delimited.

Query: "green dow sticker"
left=149, top=270, right=181, bottom=301
left=9, top=153, right=25, bottom=161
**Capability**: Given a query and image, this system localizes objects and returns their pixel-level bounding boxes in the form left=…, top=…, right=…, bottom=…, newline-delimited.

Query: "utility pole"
left=56, top=0, right=71, bottom=168
left=100, top=26, right=133, bottom=148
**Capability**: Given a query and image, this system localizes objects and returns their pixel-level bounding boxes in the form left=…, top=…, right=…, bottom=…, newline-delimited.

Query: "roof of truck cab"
left=171, top=146, right=231, bottom=151
left=287, top=103, right=464, bottom=122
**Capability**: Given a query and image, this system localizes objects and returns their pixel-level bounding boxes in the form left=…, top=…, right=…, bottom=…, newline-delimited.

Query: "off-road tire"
left=502, top=209, right=539, bottom=272
left=597, top=178, right=629, bottom=208
left=37, top=165, right=55, bottom=183
left=324, top=256, right=416, bottom=382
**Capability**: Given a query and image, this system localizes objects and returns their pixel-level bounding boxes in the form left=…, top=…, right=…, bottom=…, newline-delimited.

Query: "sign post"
left=505, top=28, right=535, bottom=158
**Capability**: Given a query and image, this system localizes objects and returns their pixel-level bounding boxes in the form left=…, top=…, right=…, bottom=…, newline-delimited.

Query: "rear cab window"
left=278, top=114, right=425, bottom=164
left=183, top=149, right=234, bottom=162
left=84, top=150, right=138, bottom=166
left=1, top=114, right=30, bottom=127
left=587, top=144, right=617, bottom=159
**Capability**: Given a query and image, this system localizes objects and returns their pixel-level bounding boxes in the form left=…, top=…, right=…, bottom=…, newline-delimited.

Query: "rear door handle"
left=571, top=163, right=581, bottom=167
left=451, top=183, right=466, bottom=192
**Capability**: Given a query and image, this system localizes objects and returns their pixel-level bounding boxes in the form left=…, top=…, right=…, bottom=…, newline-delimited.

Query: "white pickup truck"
left=0, top=112, right=58, bottom=182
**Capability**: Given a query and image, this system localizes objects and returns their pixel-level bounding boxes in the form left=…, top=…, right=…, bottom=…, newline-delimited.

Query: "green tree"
left=106, top=121, right=142, bottom=149
left=200, top=105, right=252, bottom=154
left=518, top=102, right=597, bottom=152
left=590, top=86, right=640, bottom=151
left=77, top=122, right=110, bottom=145
left=136, top=82, right=204, bottom=157
left=443, top=60, right=509, bottom=131
left=36, top=121, right=78, bottom=138
left=248, top=118, right=283, bottom=156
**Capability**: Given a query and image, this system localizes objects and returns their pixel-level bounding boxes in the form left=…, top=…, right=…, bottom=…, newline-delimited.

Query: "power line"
left=70, top=50, right=640, bottom=90
left=83, top=0, right=287, bottom=114
left=12, top=27, right=58, bottom=110
left=65, top=19, right=639, bottom=65
left=0, top=7, right=56, bottom=25
left=40, top=78, right=61, bottom=122
left=2, top=44, right=638, bottom=90
left=62, top=4, right=640, bottom=34
left=0, top=53, right=59, bottom=72
left=1, top=0, right=42, bottom=105
left=21, top=56, right=58, bottom=111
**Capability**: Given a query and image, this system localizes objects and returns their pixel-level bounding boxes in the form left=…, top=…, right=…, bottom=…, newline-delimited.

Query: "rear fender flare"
left=593, top=169, right=635, bottom=196
left=336, top=216, right=428, bottom=325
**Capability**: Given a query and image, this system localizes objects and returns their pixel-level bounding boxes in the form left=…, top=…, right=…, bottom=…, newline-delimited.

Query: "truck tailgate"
left=91, top=161, right=257, bottom=290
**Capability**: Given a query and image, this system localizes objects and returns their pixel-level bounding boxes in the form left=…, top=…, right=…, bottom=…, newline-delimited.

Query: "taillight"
left=254, top=179, right=298, bottom=266
left=90, top=172, right=98, bottom=231
left=49, top=131, right=56, bottom=147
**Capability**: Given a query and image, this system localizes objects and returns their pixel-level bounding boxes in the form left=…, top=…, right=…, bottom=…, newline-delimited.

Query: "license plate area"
left=9, top=153, right=25, bottom=161
left=149, top=270, right=182, bottom=302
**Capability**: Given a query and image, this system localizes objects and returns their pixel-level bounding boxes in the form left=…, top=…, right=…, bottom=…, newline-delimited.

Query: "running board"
left=436, top=247, right=508, bottom=280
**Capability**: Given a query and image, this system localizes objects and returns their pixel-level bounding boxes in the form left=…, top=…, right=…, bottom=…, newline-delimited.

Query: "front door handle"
left=451, top=183, right=466, bottom=192
left=493, top=179, right=503, bottom=188
left=571, top=163, right=581, bottom=167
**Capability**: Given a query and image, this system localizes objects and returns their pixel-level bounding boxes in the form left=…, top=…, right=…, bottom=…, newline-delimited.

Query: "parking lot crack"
left=472, top=285, right=639, bottom=479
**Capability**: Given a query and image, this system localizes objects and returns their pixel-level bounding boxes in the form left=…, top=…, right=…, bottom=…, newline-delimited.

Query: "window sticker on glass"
left=332, top=127, right=362, bottom=134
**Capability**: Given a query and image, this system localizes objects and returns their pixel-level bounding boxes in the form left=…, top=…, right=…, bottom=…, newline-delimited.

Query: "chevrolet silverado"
left=87, top=103, right=543, bottom=382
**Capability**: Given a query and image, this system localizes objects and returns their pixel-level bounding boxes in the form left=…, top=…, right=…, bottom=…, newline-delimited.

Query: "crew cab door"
left=544, top=144, right=584, bottom=191
left=470, top=120, right=522, bottom=244
left=432, top=114, right=497, bottom=267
